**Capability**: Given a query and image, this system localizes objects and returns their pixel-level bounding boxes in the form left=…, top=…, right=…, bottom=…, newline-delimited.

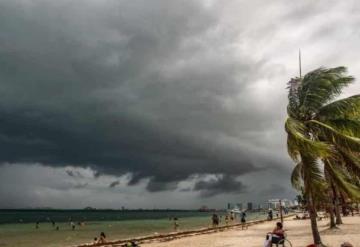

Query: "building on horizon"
left=247, top=202, right=253, bottom=211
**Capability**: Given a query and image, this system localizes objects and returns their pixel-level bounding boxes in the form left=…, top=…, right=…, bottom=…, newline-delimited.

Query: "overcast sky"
left=1, top=0, right=360, bottom=209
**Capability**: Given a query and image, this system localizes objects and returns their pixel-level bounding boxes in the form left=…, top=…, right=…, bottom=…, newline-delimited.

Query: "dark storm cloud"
left=0, top=0, right=293, bottom=198
left=109, top=181, right=120, bottom=188
left=66, top=170, right=83, bottom=178
left=73, top=182, right=88, bottom=189
left=259, top=184, right=290, bottom=198
left=193, top=174, right=246, bottom=197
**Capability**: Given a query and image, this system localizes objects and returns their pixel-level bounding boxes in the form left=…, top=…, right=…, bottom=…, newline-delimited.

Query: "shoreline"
left=75, top=215, right=294, bottom=247
left=142, top=214, right=360, bottom=247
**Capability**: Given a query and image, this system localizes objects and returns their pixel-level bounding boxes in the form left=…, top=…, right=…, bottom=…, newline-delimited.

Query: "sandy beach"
left=141, top=215, right=360, bottom=247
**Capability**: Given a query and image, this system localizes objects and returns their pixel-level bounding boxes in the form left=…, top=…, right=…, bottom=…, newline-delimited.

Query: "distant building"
left=247, top=202, right=253, bottom=211
left=267, top=199, right=294, bottom=209
left=227, top=203, right=232, bottom=210
left=268, top=199, right=281, bottom=209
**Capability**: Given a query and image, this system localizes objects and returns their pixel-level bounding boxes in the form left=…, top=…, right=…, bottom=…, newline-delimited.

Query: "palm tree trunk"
left=340, top=194, right=347, bottom=216
left=329, top=206, right=336, bottom=228
left=308, top=194, right=323, bottom=246
left=332, top=184, right=343, bottom=224
left=328, top=193, right=336, bottom=228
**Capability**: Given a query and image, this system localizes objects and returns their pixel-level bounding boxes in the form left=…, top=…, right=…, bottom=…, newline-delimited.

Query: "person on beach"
left=225, top=215, right=229, bottom=225
left=98, top=232, right=106, bottom=243
left=70, top=221, right=75, bottom=230
left=341, top=242, right=354, bottom=247
left=173, top=217, right=179, bottom=231
left=267, top=209, right=273, bottom=220
left=212, top=214, right=219, bottom=227
left=35, top=221, right=39, bottom=229
left=241, top=211, right=247, bottom=230
left=264, top=222, right=285, bottom=247
left=230, top=212, right=234, bottom=221
left=93, top=237, right=98, bottom=244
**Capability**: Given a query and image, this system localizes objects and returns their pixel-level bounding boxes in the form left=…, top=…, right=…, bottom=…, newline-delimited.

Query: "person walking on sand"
left=241, top=211, right=247, bottom=230
left=267, top=209, right=273, bottom=220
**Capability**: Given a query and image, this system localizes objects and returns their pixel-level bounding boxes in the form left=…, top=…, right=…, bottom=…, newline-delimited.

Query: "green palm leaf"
left=325, top=161, right=360, bottom=200
left=285, top=118, right=333, bottom=160
left=291, top=162, right=303, bottom=190
left=317, top=95, right=360, bottom=120
left=309, top=120, right=360, bottom=152
left=299, top=67, right=354, bottom=118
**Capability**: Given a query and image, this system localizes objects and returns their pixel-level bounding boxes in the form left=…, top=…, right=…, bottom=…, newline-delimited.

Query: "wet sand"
left=141, top=215, right=360, bottom=247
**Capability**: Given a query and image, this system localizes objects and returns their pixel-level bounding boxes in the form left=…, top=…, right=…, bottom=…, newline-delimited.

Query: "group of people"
left=210, top=211, right=247, bottom=229
left=34, top=219, right=86, bottom=231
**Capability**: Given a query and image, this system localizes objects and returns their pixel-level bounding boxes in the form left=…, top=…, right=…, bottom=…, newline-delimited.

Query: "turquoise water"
left=0, top=210, right=267, bottom=247
left=0, top=209, right=213, bottom=224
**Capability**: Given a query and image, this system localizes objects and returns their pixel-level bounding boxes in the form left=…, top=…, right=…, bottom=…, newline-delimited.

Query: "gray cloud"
left=1, top=0, right=360, bottom=207
left=193, top=174, right=246, bottom=197
left=66, top=170, right=83, bottom=178
left=109, top=181, right=120, bottom=188
left=0, top=0, right=272, bottom=194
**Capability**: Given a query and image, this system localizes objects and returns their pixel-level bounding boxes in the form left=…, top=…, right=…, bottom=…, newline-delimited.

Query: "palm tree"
left=286, top=67, right=360, bottom=246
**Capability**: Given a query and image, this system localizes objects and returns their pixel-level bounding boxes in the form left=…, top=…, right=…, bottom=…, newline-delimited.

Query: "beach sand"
left=141, top=215, right=360, bottom=247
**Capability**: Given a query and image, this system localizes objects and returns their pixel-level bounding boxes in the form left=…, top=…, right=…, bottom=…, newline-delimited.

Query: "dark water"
left=0, top=209, right=217, bottom=224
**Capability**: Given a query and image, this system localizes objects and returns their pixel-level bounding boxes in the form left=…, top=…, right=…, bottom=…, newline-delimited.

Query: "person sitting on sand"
left=128, top=241, right=139, bottom=247
left=341, top=242, right=354, bottom=247
left=98, top=232, right=106, bottom=243
left=264, top=222, right=285, bottom=247
left=93, top=237, right=98, bottom=244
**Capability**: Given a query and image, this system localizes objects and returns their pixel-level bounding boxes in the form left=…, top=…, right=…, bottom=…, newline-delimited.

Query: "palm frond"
left=298, top=67, right=354, bottom=118
left=301, top=154, right=326, bottom=197
left=309, top=120, right=360, bottom=152
left=291, top=162, right=304, bottom=190
left=317, top=95, right=360, bottom=120
left=285, top=118, right=333, bottom=160
left=322, top=119, right=360, bottom=138
left=287, top=77, right=302, bottom=118
left=336, top=148, right=360, bottom=177
left=325, top=161, right=360, bottom=200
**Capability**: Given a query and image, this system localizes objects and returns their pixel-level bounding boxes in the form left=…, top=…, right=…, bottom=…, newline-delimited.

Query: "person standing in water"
left=70, top=221, right=75, bottom=230
left=211, top=214, right=219, bottom=228
left=173, top=217, right=179, bottom=231
left=98, top=232, right=106, bottom=243
left=225, top=215, right=229, bottom=225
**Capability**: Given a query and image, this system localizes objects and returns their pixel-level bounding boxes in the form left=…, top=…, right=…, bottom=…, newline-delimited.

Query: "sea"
left=0, top=209, right=268, bottom=247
